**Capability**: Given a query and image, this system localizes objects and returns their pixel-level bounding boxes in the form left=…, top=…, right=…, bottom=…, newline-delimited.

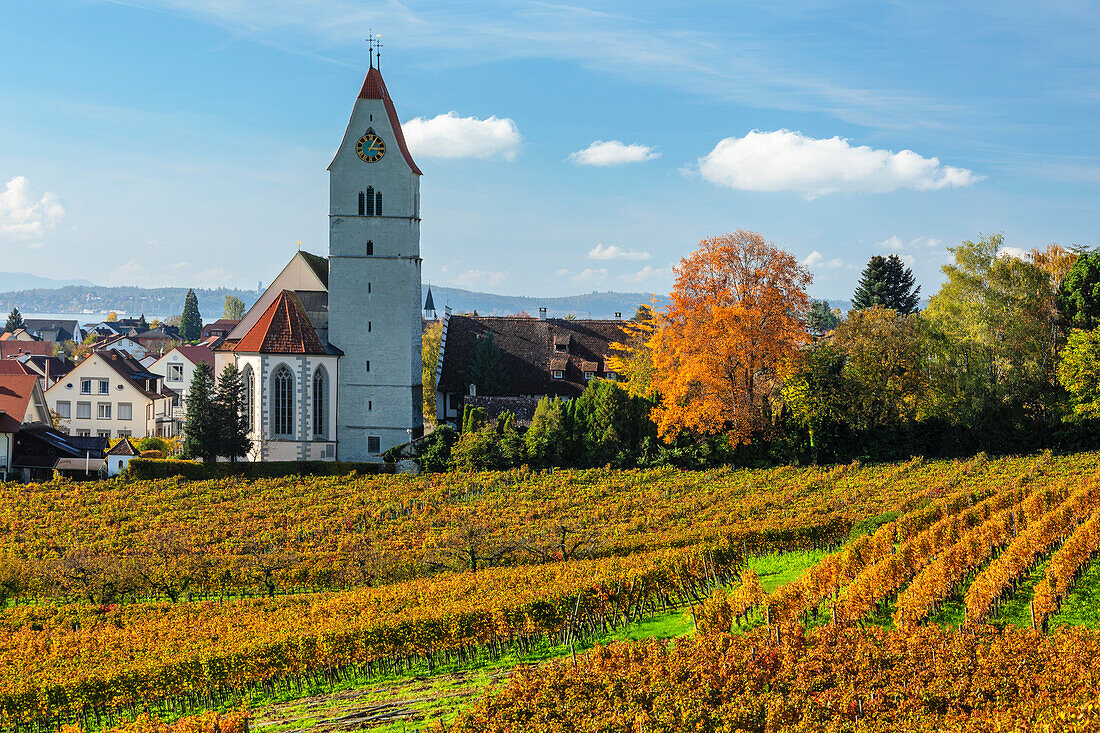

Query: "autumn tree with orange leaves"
left=650, top=231, right=812, bottom=445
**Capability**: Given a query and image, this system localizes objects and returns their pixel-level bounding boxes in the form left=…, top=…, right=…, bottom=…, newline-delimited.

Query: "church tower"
left=328, top=57, right=423, bottom=460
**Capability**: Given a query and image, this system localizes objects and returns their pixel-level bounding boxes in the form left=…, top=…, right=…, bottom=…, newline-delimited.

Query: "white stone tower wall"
left=327, top=74, right=423, bottom=461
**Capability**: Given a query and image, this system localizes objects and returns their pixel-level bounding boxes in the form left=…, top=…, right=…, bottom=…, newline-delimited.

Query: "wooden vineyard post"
left=1030, top=601, right=1036, bottom=630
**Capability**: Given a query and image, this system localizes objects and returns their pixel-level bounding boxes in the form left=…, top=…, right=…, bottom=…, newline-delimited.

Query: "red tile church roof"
left=357, top=66, right=422, bottom=176
left=233, top=290, right=328, bottom=355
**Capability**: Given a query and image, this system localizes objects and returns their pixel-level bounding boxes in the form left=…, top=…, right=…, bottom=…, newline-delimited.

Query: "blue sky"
left=0, top=0, right=1097, bottom=299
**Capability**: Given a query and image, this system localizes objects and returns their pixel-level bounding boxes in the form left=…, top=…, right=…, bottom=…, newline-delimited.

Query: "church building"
left=214, top=58, right=424, bottom=462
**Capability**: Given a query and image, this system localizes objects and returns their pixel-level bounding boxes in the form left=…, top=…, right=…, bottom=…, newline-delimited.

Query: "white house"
left=150, top=345, right=214, bottom=421
left=91, top=334, right=147, bottom=359
left=105, top=437, right=138, bottom=477
left=0, top=372, right=51, bottom=479
left=45, top=349, right=178, bottom=439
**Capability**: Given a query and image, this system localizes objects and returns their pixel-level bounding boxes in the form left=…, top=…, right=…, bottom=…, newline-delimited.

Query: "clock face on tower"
left=356, top=132, right=386, bottom=162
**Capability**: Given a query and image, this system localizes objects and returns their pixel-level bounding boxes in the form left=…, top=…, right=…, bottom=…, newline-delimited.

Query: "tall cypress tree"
left=183, top=362, right=218, bottom=461
left=851, top=254, right=921, bottom=314
left=180, top=289, right=202, bottom=342
left=4, top=308, right=25, bottom=333
left=215, top=363, right=251, bottom=461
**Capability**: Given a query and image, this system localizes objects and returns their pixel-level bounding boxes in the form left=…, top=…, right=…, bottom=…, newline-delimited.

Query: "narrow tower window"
left=358, top=191, right=365, bottom=216
left=365, top=186, right=376, bottom=216
left=375, top=190, right=382, bottom=215
left=366, top=240, right=374, bottom=255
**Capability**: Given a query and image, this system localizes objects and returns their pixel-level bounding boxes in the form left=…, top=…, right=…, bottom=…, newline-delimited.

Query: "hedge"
left=127, top=458, right=396, bottom=480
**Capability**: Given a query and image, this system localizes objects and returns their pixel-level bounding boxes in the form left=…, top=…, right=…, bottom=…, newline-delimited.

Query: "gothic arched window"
left=358, top=191, right=365, bottom=216
left=272, top=365, right=294, bottom=437
left=312, top=366, right=328, bottom=438
left=365, top=186, right=376, bottom=216
left=366, top=240, right=374, bottom=256
left=241, top=364, right=254, bottom=433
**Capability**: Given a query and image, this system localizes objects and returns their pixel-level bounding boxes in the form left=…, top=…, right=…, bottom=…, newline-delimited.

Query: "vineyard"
left=4, top=452, right=1100, bottom=731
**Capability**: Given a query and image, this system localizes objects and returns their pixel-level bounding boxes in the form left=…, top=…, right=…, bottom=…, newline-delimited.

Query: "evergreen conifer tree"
left=180, top=289, right=202, bottom=342
left=807, top=299, right=841, bottom=337
left=464, top=333, right=508, bottom=395
left=525, top=396, right=567, bottom=467
left=4, top=308, right=25, bottom=333
left=182, top=362, right=219, bottom=461
left=215, top=363, right=251, bottom=461
left=137, top=314, right=149, bottom=332
left=851, top=254, right=921, bottom=314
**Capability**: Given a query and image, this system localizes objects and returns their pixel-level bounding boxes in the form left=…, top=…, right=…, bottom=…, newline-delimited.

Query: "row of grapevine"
left=450, top=624, right=1100, bottom=732
left=1032, top=509, right=1100, bottom=628
left=0, top=545, right=734, bottom=731
left=892, top=477, right=1090, bottom=628
left=965, top=478, right=1100, bottom=622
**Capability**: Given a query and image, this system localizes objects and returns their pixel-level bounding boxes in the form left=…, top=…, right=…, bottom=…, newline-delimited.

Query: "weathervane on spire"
left=366, top=30, right=382, bottom=69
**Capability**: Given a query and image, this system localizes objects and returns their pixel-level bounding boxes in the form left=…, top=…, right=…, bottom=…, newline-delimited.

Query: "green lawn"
left=1050, top=553, right=1100, bottom=629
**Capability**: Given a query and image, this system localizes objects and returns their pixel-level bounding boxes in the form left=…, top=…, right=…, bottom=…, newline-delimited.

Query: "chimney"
left=614, top=312, right=622, bottom=320
left=538, top=307, right=547, bottom=321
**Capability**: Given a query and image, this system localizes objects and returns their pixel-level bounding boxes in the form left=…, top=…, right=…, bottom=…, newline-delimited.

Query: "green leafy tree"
left=182, top=362, right=218, bottom=461
left=807, top=299, right=840, bottom=337
left=414, top=424, right=458, bottom=472
left=781, top=343, right=854, bottom=461
left=180, top=289, right=202, bottom=342
left=3, top=308, right=25, bottom=333
left=851, top=254, right=921, bottom=314
left=1059, top=251, right=1100, bottom=330
left=215, top=363, right=250, bottom=461
left=923, top=234, right=1059, bottom=428
left=464, top=333, right=508, bottom=396
left=223, top=295, right=246, bottom=321
left=1057, top=328, right=1100, bottom=420
left=525, top=396, right=567, bottom=467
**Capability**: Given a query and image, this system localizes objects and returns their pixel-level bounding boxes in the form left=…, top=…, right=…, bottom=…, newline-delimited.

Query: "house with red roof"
left=0, top=372, right=51, bottom=478
left=44, top=349, right=178, bottom=439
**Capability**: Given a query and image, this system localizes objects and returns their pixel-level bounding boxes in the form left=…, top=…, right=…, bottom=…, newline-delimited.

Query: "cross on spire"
left=366, top=30, right=383, bottom=69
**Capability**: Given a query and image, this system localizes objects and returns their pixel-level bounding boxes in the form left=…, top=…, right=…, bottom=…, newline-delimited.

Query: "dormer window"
left=555, top=343, right=567, bottom=352
left=552, top=370, right=563, bottom=379
left=605, top=371, right=618, bottom=381
left=584, top=371, right=595, bottom=380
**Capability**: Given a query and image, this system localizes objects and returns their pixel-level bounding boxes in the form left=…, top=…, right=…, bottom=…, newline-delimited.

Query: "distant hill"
left=0, top=272, right=95, bottom=291
left=0, top=283, right=860, bottom=322
left=0, top=284, right=669, bottom=322
left=427, top=285, right=668, bottom=319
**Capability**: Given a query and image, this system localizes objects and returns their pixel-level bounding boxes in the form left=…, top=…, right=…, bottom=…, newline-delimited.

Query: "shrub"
left=140, top=450, right=165, bottom=459
left=127, top=458, right=396, bottom=480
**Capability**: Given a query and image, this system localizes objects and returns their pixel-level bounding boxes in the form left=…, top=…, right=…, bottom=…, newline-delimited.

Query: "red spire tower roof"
left=357, top=66, right=422, bottom=176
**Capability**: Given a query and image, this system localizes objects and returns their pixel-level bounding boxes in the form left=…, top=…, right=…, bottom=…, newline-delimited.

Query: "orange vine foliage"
left=650, top=231, right=812, bottom=444
left=1033, top=509, right=1100, bottom=628
left=450, top=625, right=1100, bottom=732
left=61, top=711, right=248, bottom=733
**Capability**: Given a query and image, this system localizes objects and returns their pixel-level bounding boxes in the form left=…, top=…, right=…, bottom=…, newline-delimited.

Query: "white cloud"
left=450, top=268, right=510, bottom=289
left=557, top=267, right=608, bottom=285
left=568, top=140, right=659, bottom=167
left=0, top=177, right=64, bottom=241
left=999, top=246, right=1027, bottom=260
left=876, top=235, right=944, bottom=251
left=697, top=130, right=982, bottom=198
left=618, top=265, right=671, bottom=284
left=403, top=112, right=522, bottom=161
left=587, top=243, right=651, bottom=261
left=802, top=251, right=844, bottom=269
